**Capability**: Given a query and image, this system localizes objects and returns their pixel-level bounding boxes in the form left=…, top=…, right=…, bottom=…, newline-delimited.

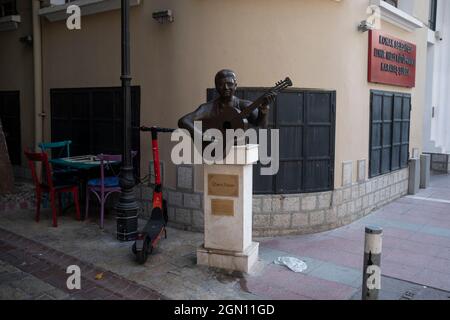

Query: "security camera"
left=19, top=35, right=33, bottom=46
left=435, top=31, right=443, bottom=41
left=152, top=9, right=174, bottom=24
left=358, top=20, right=374, bottom=32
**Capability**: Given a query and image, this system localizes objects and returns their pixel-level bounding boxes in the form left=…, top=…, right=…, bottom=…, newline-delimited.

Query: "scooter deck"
left=145, top=220, right=165, bottom=239
left=143, top=207, right=165, bottom=239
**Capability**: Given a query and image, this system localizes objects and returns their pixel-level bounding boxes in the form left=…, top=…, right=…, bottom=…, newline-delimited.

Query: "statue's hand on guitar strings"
left=259, top=91, right=277, bottom=114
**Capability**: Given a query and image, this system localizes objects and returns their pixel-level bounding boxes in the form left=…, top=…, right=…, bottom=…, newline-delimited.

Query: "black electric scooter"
left=132, top=126, right=175, bottom=264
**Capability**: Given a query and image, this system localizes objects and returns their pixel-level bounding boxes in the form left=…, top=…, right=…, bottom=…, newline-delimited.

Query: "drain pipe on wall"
left=32, top=0, right=43, bottom=152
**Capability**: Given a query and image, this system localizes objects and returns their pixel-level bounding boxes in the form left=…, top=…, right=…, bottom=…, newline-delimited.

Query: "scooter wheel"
left=135, top=238, right=150, bottom=264
left=136, top=249, right=148, bottom=265
left=163, top=200, right=169, bottom=224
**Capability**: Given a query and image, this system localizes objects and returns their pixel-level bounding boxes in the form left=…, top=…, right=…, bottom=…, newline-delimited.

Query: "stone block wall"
left=252, top=168, right=408, bottom=236
left=137, top=165, right=409, bottom=236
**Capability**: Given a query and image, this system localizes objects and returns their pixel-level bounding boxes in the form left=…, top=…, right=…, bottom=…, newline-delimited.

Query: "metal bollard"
left=362, top=226, right=382, bottom=300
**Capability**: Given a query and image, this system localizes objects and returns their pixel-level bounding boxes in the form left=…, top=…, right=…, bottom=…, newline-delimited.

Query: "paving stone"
left=309, top=263, right=361, bottom=288
left=0, top=284, right=31, bottom=300
left=0, top=228, right=164, bottom=300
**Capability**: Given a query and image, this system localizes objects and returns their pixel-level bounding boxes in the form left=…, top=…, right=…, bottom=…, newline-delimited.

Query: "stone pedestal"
left=408, top=158, right=420, bottom=195
left=197, top=144, right=259, bottom=273
left=420, top=154, right=431, bottom=189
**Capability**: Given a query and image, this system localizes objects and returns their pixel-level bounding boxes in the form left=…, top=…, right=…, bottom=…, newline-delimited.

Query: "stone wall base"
left=136, top=167, right=409, bottom=237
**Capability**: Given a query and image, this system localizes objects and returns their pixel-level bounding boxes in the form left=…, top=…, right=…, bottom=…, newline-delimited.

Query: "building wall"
left=0, top=0, right=35, bottom=171
left=424, top=0, right=450, bottom=154
left=39, top=0, right=428, bottom=191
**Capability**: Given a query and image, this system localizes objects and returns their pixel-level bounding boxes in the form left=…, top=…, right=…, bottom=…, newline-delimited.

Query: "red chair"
left=24, top=150, right=81, bottom=227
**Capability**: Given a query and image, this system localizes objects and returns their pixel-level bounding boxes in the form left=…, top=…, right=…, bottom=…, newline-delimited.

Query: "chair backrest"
left=95, top=151, right=137, bottom=187
left=39, top=140, right=72, bottom=158
left=96, top=154, right=122, bottom=189
left=24, top=150, right=54, bottom=189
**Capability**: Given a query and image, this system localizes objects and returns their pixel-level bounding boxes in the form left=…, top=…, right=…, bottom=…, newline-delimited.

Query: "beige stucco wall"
left=0, top=0, right=35, bottom=166
left=38, top=0, right=429, bottom=191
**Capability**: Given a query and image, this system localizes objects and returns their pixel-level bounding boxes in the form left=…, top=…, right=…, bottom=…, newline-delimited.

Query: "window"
left=369, top=90, right=411, bottom=178
left=372, top=0, right=423, bottom=32
left=0, top=0, right=17, bottom=18
left=207, top=88, right=336, bottom=194
left=50, top=86, right=141, bottom=174
left=429, top=0, right=437, bottom=31
left=383, top=0, right=398, bottom=7
left=0, top=91, right=20, bottom=165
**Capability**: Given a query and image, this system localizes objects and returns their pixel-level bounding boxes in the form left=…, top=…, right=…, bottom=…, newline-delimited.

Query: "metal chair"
left=38, top=140, right=78, bottom=207
left=38, top=140, right=72, bottom=160
left=24, top=150, right=81, bottom=227
left=85, top=154, right=122, bottom=229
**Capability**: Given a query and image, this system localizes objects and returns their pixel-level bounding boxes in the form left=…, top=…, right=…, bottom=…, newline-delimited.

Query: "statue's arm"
left=246, top=101, right=269, bottom=129
left=178, top=105, right=208, bottom=139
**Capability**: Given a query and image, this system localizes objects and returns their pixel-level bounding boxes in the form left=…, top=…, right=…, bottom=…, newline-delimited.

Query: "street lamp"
left=116, top=0, right=138, bottom=241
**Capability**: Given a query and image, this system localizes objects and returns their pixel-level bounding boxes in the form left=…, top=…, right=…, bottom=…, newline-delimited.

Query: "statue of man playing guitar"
left=178, top=69, right=277, bottom=141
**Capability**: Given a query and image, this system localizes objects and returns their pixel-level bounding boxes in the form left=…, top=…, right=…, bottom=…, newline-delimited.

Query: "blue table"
left=49, top=155, right=121, bottom=216
left=49, top=155, right=104, bottom=170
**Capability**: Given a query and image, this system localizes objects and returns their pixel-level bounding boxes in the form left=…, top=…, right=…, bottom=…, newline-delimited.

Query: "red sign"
left=368, top=30, right=416, bottom=88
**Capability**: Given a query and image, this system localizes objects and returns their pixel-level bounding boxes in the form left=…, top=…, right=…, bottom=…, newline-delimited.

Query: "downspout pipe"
left=32, top=0, right=43, bottom=152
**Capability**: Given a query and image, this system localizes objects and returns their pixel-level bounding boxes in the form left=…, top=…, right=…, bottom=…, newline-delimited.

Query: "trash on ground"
left=95, top=272, right=104, bottom=280
left=273, top=257, right=307, bottom=273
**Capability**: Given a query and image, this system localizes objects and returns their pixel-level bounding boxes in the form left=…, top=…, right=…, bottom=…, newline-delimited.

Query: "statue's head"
left=215, top=69, right=237, bottom=100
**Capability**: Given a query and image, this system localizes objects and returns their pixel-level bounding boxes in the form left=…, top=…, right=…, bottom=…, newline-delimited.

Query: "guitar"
left=202, top=77, right=293, bottom=138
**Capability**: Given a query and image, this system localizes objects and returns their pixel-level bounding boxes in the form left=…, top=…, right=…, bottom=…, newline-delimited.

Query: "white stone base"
left=197, top=242, right=259, bottom=273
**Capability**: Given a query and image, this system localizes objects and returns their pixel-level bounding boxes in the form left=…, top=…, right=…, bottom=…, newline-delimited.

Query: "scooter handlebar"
left=140, top=126, right=175, bottom=133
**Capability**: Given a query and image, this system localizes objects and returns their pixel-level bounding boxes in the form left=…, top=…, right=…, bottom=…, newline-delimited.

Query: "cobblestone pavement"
left=0, top=228, right=163, bottom=300
left=1, top=173, right=450, bottom=300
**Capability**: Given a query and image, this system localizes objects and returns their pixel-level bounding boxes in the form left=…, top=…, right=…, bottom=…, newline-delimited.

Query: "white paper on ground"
left=273, top=256, right=308, bottom=273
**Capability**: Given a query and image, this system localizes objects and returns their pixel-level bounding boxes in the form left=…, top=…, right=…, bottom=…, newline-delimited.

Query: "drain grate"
left=400, top=290, right=417, bottom=300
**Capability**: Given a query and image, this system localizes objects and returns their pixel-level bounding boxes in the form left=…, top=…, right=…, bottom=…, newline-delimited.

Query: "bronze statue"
left=178, top=69, right=292, bottom=148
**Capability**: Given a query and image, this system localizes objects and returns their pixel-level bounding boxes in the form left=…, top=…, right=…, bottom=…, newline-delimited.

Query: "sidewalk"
left=1, top=173, right=450, bottom=300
